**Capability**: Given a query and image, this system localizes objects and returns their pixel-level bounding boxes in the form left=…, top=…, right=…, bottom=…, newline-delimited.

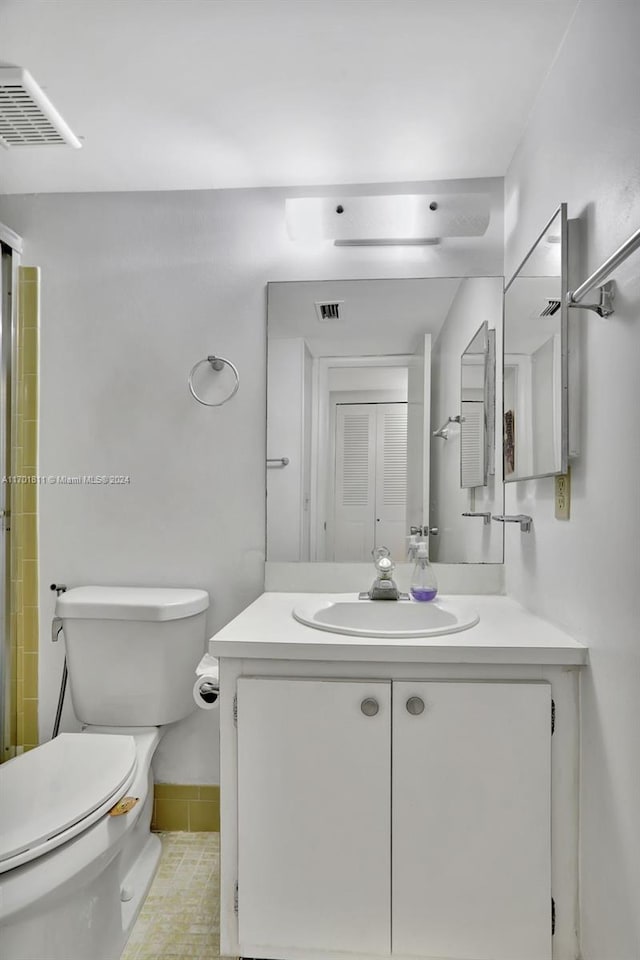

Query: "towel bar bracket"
left=567, top=280, right=614, bottom=318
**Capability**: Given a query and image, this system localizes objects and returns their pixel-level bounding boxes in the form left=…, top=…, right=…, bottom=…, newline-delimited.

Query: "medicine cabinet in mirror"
left=267, top=277, right=504, bottom=566
left=460, top=321, right=496, bottom=488
left=503, top=204, right=569, bottom=481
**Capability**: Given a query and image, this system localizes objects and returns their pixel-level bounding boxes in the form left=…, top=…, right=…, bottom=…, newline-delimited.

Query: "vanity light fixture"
left=285, top=193, right=491, bottom=246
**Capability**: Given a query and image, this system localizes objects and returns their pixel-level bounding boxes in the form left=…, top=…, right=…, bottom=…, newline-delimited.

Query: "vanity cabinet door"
left=236, top=677, right=391, bottom=958
left=392, top=681, right=552, bottom=960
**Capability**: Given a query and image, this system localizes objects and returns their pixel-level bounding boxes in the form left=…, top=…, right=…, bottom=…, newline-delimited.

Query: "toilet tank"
left=56, top=586, right=210, bottom=726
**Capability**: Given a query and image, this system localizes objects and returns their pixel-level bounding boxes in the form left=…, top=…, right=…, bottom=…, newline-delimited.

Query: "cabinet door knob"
left=360, top=697, right=379, bottom=717
left=406, top=696, right=425, bottom=715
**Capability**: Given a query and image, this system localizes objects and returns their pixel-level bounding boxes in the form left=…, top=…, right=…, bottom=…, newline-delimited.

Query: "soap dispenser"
left=410, top=541, right=438, bottom=602
left=407, top=534, right=419, bottom=561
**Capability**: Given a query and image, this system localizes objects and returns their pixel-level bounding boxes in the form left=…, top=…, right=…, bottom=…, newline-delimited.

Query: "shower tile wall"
left=9, top=266, right=40, bottom=757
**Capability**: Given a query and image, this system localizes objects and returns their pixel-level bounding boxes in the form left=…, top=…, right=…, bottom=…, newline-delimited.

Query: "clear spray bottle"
left=410, top=541, right=438, bottom=602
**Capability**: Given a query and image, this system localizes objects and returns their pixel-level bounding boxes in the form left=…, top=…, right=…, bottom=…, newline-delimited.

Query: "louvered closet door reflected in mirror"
left=331, top=403, right=407, bottom=561
left=460, top=401, right=485, bottom=487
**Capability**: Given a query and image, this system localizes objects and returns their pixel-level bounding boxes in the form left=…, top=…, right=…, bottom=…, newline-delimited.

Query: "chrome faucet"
left=359, top=547, right=407, bottom=601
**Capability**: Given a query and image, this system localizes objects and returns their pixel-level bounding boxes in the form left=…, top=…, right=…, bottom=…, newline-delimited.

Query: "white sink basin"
left=292, top=596, right=479, bottom=639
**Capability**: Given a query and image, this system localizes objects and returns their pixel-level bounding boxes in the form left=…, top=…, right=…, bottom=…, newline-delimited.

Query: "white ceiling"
left=0, top=0, right=578, bottom=194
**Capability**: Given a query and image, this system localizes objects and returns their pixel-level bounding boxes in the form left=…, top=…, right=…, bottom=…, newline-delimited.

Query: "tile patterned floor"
left=122, top=832, right=220, bottom=960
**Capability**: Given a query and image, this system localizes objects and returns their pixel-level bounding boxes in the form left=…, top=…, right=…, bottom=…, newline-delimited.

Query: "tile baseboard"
left=152, top=783, right=220, bottom=832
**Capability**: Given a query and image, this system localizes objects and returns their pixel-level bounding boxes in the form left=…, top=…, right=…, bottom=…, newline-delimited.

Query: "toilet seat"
left=0, top=733, right=137, bottom=874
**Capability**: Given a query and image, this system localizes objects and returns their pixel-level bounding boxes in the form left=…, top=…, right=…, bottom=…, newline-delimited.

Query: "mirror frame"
left=503, top=203, right=568, bottom=482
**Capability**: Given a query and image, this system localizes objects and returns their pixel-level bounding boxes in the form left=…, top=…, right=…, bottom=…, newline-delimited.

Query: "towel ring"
left=188, top=355, right=239, bottom=407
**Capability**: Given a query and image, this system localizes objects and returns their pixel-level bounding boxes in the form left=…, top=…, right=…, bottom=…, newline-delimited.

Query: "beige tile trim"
left=4, top=267, right=40, bottom=761
left=152, top=783, right=220, bottom=832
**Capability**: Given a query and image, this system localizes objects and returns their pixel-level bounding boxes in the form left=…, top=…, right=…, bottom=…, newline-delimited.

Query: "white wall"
left=430, top=278, right=504, bottom=562
left=503, top=4, right=640, bottom=957
left=530, top=336, right=556, bottom=474
left=0, top=177, right=503, bottom=783
left=328, top=366, right=407, bottom=393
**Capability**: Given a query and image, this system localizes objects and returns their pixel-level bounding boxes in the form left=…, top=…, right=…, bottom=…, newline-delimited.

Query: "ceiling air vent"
left=314, top=300, right=345, bottom=323
left=0, top=67, right=81, bottom=149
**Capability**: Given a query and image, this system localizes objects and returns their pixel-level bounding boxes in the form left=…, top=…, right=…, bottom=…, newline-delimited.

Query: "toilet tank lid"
left=56, top=586, right=210, bottom=621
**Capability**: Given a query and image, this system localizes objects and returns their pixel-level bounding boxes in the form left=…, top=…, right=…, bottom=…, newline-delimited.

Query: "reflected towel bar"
left=433, top=414, right=465, bottom=439
left=462, top=511, right=492, bottom=525
left=493, top=514, right=533, bottom=533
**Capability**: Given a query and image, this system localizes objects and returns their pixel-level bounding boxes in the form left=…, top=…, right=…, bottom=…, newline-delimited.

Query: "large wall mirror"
left=503, top=204, right=568, bottom=481
left=267, top=276, right=504, bottom=565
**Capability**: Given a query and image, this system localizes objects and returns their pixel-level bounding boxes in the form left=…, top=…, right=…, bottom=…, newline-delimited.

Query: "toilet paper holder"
left=194, top=653, right=220, bottom=710
left=198, top=681, right=219, bottom=705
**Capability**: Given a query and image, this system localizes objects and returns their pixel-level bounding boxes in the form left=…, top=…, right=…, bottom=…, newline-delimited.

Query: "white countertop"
left=209, top=593, right=587, bottom=665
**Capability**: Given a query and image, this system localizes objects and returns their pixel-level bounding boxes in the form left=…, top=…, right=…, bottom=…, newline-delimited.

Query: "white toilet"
left=0, top=585, right=209, bottom=960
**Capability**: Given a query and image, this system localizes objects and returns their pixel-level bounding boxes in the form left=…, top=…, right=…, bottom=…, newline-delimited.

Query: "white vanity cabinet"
left=234, top=677, right=552, bottom=960
left=237, top=678, right=392, bottom=957
left=212, top=593, right=586, bottom=960
left=391, top=680, right=551, bottom=960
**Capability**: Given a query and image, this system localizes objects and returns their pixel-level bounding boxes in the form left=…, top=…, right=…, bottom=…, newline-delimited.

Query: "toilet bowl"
left=0, top=586, right=209, bottom=960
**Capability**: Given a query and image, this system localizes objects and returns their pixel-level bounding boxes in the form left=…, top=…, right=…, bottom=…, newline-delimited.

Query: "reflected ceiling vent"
left=540, top=299, right=562, bottom=317
left=0, top=67, right=81, bottom=149
left=314, top=300, right=345, bottom=323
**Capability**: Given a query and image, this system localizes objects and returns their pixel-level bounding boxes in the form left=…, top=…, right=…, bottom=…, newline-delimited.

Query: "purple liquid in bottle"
left=410, top=587, right=438, bottom=602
